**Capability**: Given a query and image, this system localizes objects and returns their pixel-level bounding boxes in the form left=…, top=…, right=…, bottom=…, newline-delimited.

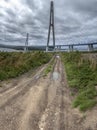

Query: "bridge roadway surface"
left=0, top=42, right=97, bottom=51
left=0, top=56, right=97, bottom=130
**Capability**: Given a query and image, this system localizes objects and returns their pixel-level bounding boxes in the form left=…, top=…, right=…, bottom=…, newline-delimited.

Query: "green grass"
left=43, top=65, right=52, bottom=76
left=0, top=51, right=53, bottom=80
left=61, top=52, right=97, bottom=111
left=73, top=87, right=97, bottom=111
left=43, top=56, right=55, bottom=76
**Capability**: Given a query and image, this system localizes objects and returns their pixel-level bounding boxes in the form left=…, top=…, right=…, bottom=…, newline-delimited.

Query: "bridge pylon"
left=46, top=1, right=55, bottom=51
left=24, top=33, right=29, bottom=52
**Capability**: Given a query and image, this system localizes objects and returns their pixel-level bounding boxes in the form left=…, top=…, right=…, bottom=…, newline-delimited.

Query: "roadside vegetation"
left=43, top=56, right=55, bottom=76
left=61, top=52, right=97, bottom=111
left=0, top=51, right=53, bottom=81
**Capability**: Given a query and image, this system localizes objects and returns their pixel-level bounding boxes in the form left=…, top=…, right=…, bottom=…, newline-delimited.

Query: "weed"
left=43, top=57, right=55, bottom=76
left=61, top=52, right=97, bottom=111
left=43, top=65, right=52, bottom=76
left=0, top=51, right=53, bottom=80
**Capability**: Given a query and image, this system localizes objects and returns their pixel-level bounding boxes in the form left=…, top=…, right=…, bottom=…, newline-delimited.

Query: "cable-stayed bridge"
left=0, top=1, right=97, bottom=52
left=0, top=42, right=97, bottom=52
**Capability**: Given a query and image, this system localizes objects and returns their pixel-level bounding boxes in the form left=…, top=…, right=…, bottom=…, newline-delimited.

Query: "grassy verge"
left=0, top=51, right=53, bottom=81
left=43, top=56, right=55, bottom=76
left=61, top=52, right=97, bottom=111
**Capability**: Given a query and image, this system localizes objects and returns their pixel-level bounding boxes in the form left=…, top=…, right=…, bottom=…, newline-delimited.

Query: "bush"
left=61, top=52, right=97, bottom=111
left=0, top=51, right=53, bottom=80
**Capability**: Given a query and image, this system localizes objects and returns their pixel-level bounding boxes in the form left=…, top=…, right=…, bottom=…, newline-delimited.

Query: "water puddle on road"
left=52, top=72, right=60, bottom=80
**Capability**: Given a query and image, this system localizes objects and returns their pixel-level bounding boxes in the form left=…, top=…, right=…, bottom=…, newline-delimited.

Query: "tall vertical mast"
left=25, top=33, right=29, bottom=51
left=47, top=1, right=55, bottom=49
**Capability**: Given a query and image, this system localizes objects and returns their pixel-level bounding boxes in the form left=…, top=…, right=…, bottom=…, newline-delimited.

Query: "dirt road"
left=0, top=56, right=97, bottom=130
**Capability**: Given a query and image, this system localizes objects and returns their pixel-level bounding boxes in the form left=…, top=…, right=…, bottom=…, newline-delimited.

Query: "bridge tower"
left=24, top=33, right=29, bottom=52
left=46, top=1, right=55, bottom=51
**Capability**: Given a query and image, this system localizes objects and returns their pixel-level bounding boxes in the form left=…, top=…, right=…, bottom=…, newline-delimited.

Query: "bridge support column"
left=59, top=46, right=61, bottom=50
left=46, top=46, right=48, bottom=52
left=24, top=46, right=27, bottom=52
left=88, top=44, right=94, bottom=51
left=69, top=45, right=74, bottom=52
left=56, top=46, right=61, bottom=51
left=47, top=1, right=55, bottom=51
left=24, top=33, right=29, bottom=52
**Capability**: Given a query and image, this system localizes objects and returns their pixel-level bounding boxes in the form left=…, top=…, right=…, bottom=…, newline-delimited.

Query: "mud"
left=0, top=56, right=97, bottom=130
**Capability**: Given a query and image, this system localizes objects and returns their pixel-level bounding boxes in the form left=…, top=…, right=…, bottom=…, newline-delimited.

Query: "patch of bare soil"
left=0, top=56, right=97, bottom=130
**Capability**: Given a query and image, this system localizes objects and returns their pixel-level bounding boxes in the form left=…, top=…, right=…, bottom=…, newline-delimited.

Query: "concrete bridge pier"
left=24, top=33, right=29, bottom=52
left=24, top=46, right=28, bottom=52
left=88, top=44, right=94, bottom=51
left=59, top=45, right=61, bottom=50
left=58, top=45, right=61, bottom=50
left=46, top=46, right=48, bottom=52
left=69, top=45, right=74, bottom=52
left=56, top=45, right=61, bottom=51
left=53, top=46, right=55, bottom=51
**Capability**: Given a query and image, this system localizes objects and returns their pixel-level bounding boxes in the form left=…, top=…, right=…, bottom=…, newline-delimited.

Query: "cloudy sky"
left=0, top=0, right=97, bottom=46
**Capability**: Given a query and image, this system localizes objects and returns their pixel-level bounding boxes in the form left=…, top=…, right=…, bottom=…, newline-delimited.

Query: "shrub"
left=61, top=52, right=97, bottom=111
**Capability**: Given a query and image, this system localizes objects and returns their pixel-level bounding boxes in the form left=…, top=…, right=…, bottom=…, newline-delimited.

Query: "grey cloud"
left=0, top=0, right=97, bottom=46
left=64, top=0, right=97, bottom=20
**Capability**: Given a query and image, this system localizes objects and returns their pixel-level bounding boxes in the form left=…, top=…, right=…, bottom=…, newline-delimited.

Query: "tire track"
left=0, top=64, right=48, bottom=108
left=0, top=63, right=52, bottom=130
left=0, top=55, right=88, bottom=130
left=39, top=56, right=65, bottom=130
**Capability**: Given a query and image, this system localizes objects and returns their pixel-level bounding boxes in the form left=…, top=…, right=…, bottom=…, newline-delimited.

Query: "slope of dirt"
left=0, top=56, right=97, bottom=130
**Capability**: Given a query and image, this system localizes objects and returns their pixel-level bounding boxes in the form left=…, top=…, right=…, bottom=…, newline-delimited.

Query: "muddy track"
left=0, top=56, right=97, bottom=130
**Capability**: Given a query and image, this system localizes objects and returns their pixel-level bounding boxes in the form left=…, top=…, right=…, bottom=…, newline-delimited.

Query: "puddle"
left=52, top=72, right=59, bottom=80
